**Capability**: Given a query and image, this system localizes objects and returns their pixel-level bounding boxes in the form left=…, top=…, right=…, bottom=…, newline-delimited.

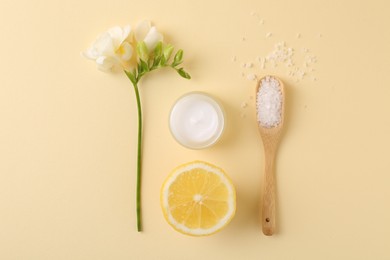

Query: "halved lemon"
left=161, top=161, right=236, bottom=236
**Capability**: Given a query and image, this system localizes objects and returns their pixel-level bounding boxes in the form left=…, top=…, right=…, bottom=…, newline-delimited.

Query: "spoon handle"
left=262, top=151, right=276, bottom=236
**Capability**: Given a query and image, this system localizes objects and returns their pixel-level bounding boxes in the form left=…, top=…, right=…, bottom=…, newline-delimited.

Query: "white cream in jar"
left=169, top=92, right=225, bottom=149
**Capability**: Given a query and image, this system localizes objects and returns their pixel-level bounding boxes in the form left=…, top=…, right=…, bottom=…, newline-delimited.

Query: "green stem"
left=132, top=82, right=143, bottom=232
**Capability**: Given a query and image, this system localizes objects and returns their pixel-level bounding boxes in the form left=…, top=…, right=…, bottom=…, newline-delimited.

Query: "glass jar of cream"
left=169, top=92, right=225, bottom=149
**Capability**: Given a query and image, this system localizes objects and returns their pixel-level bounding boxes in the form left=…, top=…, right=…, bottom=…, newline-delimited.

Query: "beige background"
left=1, top=0, right=390, bottom=259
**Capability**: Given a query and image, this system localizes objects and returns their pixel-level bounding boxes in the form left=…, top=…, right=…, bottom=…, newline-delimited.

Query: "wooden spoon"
left=256, top=75, right=285, bottom=236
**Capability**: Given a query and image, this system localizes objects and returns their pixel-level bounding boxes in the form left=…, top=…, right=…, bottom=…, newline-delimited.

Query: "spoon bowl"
left=256, top=75, right=285, bottom=236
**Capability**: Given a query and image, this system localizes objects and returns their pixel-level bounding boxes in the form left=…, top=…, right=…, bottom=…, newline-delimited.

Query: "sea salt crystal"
left=257, top=57, right=265, bottom=69
left=231, top=56, right=236, bottom=62
left=265, top=42, right=294, bottom=68
left=242, top=62, right=253, bottom=69
left=266, top=32, right=272, bottom=38
left=241, top=102, right=248, bottom=108
left=247, top=73, right=257, bottom=81
left=297, top=69, right=305, bottom=79
left=257, top=76, right=282, bottom=128
left=310, top=56, right=317, bottom=63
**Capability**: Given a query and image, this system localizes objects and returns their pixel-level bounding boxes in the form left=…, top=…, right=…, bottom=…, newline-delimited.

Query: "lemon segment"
left=161, top=161, right=236, bottom=236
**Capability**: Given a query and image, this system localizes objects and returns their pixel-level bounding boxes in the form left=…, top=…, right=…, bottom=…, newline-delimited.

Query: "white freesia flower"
left=83, top=21, right=190, bottom=232
left=83, top=25, right=133, bottom=71
left=135, top=20, right=163, bottom=51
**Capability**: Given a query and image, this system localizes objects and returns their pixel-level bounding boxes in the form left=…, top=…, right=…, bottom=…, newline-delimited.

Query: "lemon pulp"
left=161, top=161, right=236, bottom=236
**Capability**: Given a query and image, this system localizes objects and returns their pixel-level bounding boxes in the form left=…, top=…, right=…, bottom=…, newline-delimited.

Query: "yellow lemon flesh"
left=161, top=161, right=236, bottom=236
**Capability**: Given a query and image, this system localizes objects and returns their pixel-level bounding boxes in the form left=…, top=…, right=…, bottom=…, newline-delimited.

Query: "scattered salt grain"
left=242, top=62, right=253, bottom=69
left=266, top=42, right=294, bottom=66
left=296, top=70, right=305, bottom=80
left=247, top=73, right=257, bottom=81
left=241, top=102, right=248, bottom=108
left=309, top=56, right=317, bottom=63
left=235, top=19, right=319, bottom=84
left=259, top=58, right=265, bottom=69
left=231, top=56, right=237, bottom=62
left=246, top=62, right=253, bottom=68
left=257, top=76, right=282, bottom=128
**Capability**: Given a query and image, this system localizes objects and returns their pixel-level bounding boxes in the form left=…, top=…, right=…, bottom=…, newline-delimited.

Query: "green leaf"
left=136, top=60, right=149, bottom=81
left=140, top=59, right=149, bottom=73
left=137, top=62, right=143, bottom=75
left=172, top=49, right=183, bottom=67
left=159, top=55, right=167, bottom=66
left=154, top=41, right=163, bottom=57
left=137, top=42, right=149, bottom=61
left=163, top=44, right=174, bottom=61
left=124, top=70, right=137, bottom=85
left=152, top=56, right=162, bottom=68
left=176, top=68, right=191, bottom=79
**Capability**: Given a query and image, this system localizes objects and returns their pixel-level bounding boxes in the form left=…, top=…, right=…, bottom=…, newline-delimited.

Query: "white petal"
left=143, top=26, right=163, bottom=51
left=117, top=41, right=133, bottom=61
left=107, top=26, right=124, bottom=49
left=82, top=48, right=97, bottom=60
left=83, top=33, right=113, bottom=60
left=96, top=56, right=116, bottom=71
left=122, top=25, right=132, bottom=41
left=93, top=33, right=115, bottom=56
left=108, top=25, right=132, bottom=48
left=135, top=20, right=151, bottom=42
